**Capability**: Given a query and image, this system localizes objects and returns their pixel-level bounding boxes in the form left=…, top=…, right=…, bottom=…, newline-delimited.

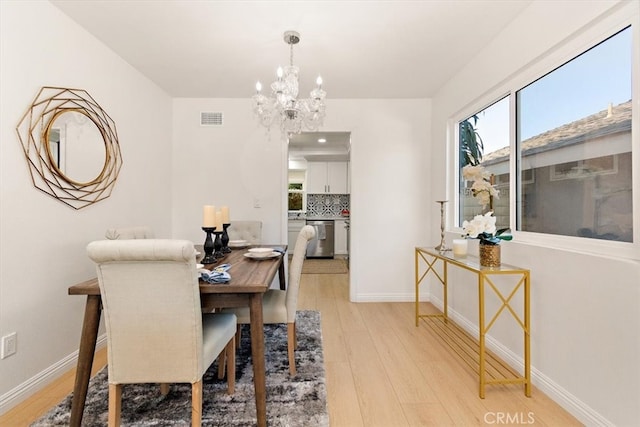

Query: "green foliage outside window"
left=459, top=115, right=484, bottom=168
left=288, top=192, right=303, bottom=210
left=288, top=182, right=304, bottom=210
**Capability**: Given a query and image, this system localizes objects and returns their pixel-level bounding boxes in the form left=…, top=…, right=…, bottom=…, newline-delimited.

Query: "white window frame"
left=450, top=2, right=639, bottom=260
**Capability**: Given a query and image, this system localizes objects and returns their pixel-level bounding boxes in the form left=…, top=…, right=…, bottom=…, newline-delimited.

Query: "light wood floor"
left=1, top=270, right=582, bottom=426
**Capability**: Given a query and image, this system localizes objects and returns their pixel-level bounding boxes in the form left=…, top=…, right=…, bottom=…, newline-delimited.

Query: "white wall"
left=171, top=99, right=286, bottom=245
left=323, top=99, right=432, bottom=302
left=0, top=0, right=173, bottom=411
left=430, top=1, right=640, bottom=425
left=171, top=98, right=431, bottom=301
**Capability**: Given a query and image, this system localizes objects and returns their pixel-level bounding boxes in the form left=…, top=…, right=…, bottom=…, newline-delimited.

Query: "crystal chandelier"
left=252, top=31, right=327, bottom=134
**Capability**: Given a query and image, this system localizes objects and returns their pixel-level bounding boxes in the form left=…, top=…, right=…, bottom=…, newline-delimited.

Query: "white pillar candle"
left=452, top=239, right=468, bottom=257
left=221, top=206, right=230, bottom=224
left=203, top=205, right=215, bottom=227
left=215, top=211, right=223, bottom=231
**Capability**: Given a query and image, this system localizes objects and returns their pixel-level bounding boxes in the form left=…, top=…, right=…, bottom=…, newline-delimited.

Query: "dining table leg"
left=69, top=295, right=102, bottom=427
left=249, top=293, right=267, bottom=427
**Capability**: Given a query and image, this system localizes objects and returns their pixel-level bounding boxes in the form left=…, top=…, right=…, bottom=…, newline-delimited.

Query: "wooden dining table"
left=67, top=244, right=287, bottom=427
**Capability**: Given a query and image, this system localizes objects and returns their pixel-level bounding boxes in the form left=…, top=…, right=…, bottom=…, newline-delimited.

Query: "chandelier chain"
left=290, top=42, right=294, bottom=67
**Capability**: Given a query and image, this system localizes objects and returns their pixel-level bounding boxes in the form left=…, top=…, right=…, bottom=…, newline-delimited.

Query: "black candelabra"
left=213, top=230, right=224, bottom=259
left=201, top=227, right=216, bottom=264
left=221, top=223, right=231, bottom=253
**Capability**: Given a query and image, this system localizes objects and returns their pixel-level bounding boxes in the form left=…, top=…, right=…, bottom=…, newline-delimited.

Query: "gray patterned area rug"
left=33, top=311, right=328, bottom=426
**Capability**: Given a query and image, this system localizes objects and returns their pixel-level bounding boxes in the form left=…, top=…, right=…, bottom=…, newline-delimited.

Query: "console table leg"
left=415, top=248, right=420, bottom=326
left=478, top=275, right=486, bottom=399
left=443, top=261, right=449, bottom=322
left=524, top=272, right=532, bottom=397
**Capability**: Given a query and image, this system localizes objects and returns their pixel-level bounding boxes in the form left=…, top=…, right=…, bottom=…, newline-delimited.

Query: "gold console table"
left=414, top=246, right=531, bottom=398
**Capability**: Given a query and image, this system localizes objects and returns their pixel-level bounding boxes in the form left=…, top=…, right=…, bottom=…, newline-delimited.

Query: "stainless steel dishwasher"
left=305, top=220, right=335, bottom=258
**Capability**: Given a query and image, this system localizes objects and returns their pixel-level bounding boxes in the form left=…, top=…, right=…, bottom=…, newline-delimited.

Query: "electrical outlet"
left=1, top=332, right=17, bottom=359
left=253, top=198, right=261, bottom=208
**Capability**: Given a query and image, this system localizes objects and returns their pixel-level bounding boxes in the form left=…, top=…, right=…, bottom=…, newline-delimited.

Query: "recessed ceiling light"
left=318, top=138, right=327, bottom=143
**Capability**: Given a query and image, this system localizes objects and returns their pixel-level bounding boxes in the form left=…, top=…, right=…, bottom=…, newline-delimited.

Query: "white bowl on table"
left=247, top=247, right=274, bottom=258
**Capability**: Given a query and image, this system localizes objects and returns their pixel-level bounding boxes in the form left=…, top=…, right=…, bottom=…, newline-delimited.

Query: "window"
left=458, top=96, right=510, bottom=231
left=457, top=24, right=634, bottom=247
left=288, top=170, right=306, bottom=211
left=516, top=27, right=632, bottom=242
left=288, top=183, right=303, bottom=210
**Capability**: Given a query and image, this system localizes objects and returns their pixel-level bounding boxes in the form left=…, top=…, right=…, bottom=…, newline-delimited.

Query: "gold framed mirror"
left=44, top=108, right=109, bottom=186
left=16, top=87, right=122, bottom=209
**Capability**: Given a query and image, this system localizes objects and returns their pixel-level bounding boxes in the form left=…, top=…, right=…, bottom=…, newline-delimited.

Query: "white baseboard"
left=0, top=334, right=107, bottom=416
left=427, top=294, right=613, bottom=426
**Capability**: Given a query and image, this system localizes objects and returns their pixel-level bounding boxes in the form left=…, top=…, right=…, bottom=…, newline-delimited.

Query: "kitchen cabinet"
left=288, top=219, right=305, bottom=253
left=335, top=219, right=348, bottom=255
left=307, top=161, right=348, bottom=194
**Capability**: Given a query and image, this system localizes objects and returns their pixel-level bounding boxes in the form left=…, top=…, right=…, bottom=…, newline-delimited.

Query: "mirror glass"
left=46, top=110, right=106, bottom=185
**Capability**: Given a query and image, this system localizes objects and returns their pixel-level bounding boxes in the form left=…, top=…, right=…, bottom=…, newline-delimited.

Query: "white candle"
left=215, top=211, right=223, bottom=231
left=221, top=206, right=230, bottom=224
left=452, top=239, right=468, bottom=257
left=203, top=205, right=215, bottom=227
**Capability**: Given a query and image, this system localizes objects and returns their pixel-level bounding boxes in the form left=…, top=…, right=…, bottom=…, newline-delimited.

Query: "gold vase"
left=479, top=242, right=501, bottom=267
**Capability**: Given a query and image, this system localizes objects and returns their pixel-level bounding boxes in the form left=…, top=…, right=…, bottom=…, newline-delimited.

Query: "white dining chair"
left=227, top=221, right=262, bottom=244
left=86, top=239, right=236, bottom=426
left=223, top=225, right=315, bottom=375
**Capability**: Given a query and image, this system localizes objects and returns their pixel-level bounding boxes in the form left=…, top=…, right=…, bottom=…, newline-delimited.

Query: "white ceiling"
left=50, top=0, right=533, bottom=99
left=288, top=131, right=351, bottom=162
left=49, top=0, right=532, bottom=161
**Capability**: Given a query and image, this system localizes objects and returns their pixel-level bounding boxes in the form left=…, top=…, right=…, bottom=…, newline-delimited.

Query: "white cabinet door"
left=327, top=162, right=348, bottom=194
left=288, top=231, right=299, bottom=253
left=288, top=220, right=305, bottom=253
left=306, top=162, right=328, bottom=193
left=307, top=161, right=348, bottom=194
left=335, top=219, right=348, bottom=255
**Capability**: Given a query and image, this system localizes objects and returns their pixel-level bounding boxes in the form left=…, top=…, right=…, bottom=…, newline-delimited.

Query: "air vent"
left=200, top=112, right=223, bottom=126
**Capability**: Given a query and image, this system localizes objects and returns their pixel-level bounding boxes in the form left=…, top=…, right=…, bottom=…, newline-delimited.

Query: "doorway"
left=286, top=132, right=351, bottom=267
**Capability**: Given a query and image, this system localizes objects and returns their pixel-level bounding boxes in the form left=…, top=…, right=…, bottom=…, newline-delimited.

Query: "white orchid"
left=462, top=164, right=491, bottom=182
left=462, top=164, right=499, bottom=208
left=462, top=211, right=511, bottom=245
left=470, top=179, right=500, bottom=208
left=461, top=217, right=483, bottom=238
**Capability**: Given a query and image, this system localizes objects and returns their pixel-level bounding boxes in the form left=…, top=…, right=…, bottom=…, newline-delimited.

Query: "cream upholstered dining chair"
left=227, top=221, right=262, bottom=244
left=223, top=225, right=315, bottom=375
left=105, top=226, right=155, bottom=240
left=86, top=239, right=236, bottom=427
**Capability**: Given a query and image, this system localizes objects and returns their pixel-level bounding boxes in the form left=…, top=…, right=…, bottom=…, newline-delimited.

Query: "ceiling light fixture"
left=318, top=138, right=327, bottom=143
left=252, top=31, right=326, bottom=134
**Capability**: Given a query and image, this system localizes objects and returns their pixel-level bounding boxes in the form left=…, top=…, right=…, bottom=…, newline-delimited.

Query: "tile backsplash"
left=306, top=194, right=350, bottom=217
